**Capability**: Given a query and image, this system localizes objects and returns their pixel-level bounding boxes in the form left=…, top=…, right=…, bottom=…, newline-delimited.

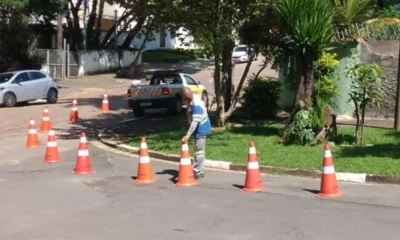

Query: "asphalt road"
left=1, top=142, right=400, bottom=240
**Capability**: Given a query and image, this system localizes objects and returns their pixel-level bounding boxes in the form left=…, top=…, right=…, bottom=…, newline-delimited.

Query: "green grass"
left=126, top=124, right=400, bottom=176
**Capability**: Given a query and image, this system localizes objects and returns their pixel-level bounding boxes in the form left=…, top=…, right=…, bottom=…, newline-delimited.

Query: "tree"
left=175, top=0, right=269, bottom=126
left=275, top=0, right=335, bottom=126
left=0, top=0, right=65, bottom=64
left=347, top=63, right=385, bottom=145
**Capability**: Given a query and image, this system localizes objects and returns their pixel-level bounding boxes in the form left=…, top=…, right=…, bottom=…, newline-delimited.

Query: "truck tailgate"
left=129, top=85, right=163, bottom=98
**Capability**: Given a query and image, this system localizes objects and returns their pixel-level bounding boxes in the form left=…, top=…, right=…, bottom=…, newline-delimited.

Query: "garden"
left=123, top=1, right=400, bottom=177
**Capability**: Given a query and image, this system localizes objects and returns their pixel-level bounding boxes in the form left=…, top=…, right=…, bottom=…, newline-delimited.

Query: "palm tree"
left=275, top=0, right=335, bottom=114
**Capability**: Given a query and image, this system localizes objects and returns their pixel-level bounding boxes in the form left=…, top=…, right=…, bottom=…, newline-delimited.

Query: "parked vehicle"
left=231, top=45, right=255, bottom=63
left=0, top=70, right=59, bottom=107
left=126, top=69, right=209, bottom=117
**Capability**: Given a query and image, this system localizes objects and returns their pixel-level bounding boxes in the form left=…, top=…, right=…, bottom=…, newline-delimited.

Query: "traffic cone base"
left=134, top=139, right=156, bottom=184
left=241, top=142, right=264, bottom=192
left=318, top=145, right=341, bottom=198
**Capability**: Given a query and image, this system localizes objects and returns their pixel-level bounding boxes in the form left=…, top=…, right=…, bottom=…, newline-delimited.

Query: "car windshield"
left=234, top=47, right=247, bottom=52
left=0, top=72, right=14, bottom=84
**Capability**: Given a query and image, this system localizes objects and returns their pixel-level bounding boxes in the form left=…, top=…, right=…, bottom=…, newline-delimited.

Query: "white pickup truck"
left=126, top=69, right=209, bottom=117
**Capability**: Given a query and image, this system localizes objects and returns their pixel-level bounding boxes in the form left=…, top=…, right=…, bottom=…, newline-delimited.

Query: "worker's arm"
left=186, top=121, right=199, bottom=138
left=184, top=105, right=203, bottom=138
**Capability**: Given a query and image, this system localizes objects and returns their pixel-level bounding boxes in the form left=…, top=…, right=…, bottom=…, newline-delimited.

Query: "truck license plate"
left=140, top=102, right=151, bottom=106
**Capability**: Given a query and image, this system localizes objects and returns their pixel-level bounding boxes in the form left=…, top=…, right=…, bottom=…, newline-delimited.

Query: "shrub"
left=284, top=109, right=315, bottom=146
left=239, top=76, right=281, bottom=120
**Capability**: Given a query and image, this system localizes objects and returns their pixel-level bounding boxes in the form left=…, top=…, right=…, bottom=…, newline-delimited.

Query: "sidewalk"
left=338, top=119, right=394, bottom=129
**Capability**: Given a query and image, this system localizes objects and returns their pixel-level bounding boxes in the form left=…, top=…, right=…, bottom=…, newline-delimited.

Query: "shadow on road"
left=156, top=169, right=179, bottom=184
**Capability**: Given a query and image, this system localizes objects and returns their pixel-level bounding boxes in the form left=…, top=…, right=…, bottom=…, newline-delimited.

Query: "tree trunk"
left=121, top=16, right=146, bottom=49
left=56, top=13, right=63, bottom=49
left=105, top=17, right=136, bottom=48
left=221, top=40, right=235, bottom=111
left=213, top=54, right=226, bottom=127
left=127, top=27, right=151, bottom=79
left=86, top=0, right=98, bottom=48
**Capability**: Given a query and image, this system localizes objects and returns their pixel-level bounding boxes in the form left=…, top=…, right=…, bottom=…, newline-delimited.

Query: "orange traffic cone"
left=40, top=106, right=52, bottom=132
left=43, top=129, right=61, bottom=163
left=242, top=142, right=264, bottom=192
left=73, top=132, right=94, bottom=175
left=69, top=99, right=78, bottom=122
left=318, top=144, right=342, bottom=198
left=175, top=140, right=199, bottom=187
left=134, top=138, right=156, bottom=184
left=101, top=93, right=109, bottom=113
left=26, top=117, right=40, bottom=148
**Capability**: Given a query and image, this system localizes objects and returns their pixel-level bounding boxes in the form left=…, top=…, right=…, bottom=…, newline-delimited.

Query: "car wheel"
left=46, top=88, right=58, bottom=104
left=169, top=96, right=182, bottom=115
left=3, top=92, right=17, bottom=107
left=133, top=108, right=144, bottom=117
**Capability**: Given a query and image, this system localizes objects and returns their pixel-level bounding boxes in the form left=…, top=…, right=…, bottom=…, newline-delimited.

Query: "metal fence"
left=334, top=22, right=400, bottom=42
left=33, top=40, right=80, bottom=79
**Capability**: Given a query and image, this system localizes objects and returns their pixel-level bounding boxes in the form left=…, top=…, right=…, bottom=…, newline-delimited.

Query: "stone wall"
left=359, top=40, right=399, bottom=119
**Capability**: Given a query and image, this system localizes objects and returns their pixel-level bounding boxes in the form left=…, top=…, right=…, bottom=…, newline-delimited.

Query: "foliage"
left=347, top=63, right=385, bottom=145
left=275, top=0, right=334, bottom=54
left=239, top=76, right=281, bottom=120
left=331, top=0, right=377, bottom=29
left=142, top=49, right=199, bottom=63
left=379, top=4, right=400, bottom=18
left=284, top=109, right=315, bottom=145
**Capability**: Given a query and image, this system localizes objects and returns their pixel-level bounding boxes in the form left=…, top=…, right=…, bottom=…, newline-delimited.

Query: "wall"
left=78, top=50, right=142, bottom=77
left=359, top=40, right=399, bottom=119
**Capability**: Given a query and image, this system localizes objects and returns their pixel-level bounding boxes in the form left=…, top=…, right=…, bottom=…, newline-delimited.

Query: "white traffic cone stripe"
left=139, top=156, right=150, bottom=163
left=324, top=150, right=332, bottom=158
left=78, top=150, right=89, bottom=156
left=182, top=144, right=189, bottom=151
left=43, top=117, right=50, bottom=121
left=249, top=147, right=256, bottom=154
left=323, top=166, right=335, bottom=174
left=29, top=129, right=37, bottom=134
left=141, top=142, right=147, bottom=149
left=180, top=158, right=191, bottom=165
left=44, top=108, right=49, bottom=113
left=30, top=120, right=35, bottom=125
left=103, top=100, right=109, bottom=104
left=47, top=141, right=57, bottom=147
left=49, top=130, right=55, bottom=136
left=247, top=161, right=259, bottom=169
left=80, top=137, right=87, bottom=143
left=72, top=107, right=78, bottom=111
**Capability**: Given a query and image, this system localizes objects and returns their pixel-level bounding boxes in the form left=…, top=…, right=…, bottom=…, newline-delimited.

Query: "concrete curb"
left=97, top=120, right=400, bottom=185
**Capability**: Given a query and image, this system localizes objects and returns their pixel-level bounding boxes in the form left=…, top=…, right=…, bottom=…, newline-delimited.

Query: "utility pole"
left=57, top=13, right=63, bottom=49
left=394, top=40, right=400, bottom=129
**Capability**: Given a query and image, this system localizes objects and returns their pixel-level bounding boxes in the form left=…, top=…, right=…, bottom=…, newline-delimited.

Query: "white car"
left=231, top=45, right=254, bottom=63
left=0, top=70, right=59, bottom=107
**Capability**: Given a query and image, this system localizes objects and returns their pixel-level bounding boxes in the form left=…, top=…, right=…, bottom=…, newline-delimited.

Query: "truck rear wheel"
left=169, top=96, right=183, bottom=115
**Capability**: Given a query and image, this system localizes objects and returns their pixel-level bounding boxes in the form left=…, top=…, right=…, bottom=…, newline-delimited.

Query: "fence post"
left=67, top=43, right=70, bottom=78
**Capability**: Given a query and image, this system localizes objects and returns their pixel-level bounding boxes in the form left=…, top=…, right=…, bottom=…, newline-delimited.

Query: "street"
left=1, top=144, right=400, bottom=240
left=0, top=61, right=399, bottom=240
